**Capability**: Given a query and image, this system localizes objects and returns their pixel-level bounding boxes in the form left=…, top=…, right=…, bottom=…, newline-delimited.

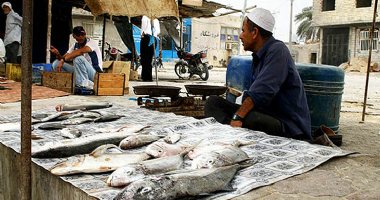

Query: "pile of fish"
left=24, top=105, right=257, bottom=199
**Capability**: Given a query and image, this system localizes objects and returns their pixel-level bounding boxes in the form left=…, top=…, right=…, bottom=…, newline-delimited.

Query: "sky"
left=211, top=0, right=313, bottom=42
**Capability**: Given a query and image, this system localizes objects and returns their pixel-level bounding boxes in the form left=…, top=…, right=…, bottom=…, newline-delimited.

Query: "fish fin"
left=180, top=139, right=203, bottom=157
left=235, top=140, right=256, bottom=146
left=220, top=183, right=236, bottom=192
left=89, top=144, right=121, bottom=157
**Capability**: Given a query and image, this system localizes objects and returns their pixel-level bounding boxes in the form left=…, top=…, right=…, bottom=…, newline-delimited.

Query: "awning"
left=84, top=0, right=179, bottom=18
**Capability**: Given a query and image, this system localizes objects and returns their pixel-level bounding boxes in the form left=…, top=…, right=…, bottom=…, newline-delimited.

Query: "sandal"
left=313, top=125, right=343, bottom=146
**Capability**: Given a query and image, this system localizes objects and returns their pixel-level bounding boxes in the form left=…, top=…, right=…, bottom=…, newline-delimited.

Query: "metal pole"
left=21, top=0, right=33, bottom=199
left=289, top=0, right=294, bottom=52
left=102, top=16, right=106, bottom=59
left=46, top=0, right=52, bottom=63
left=238, top=0, right=248, bottom=55
left=362, top=0, right=378, bottom=121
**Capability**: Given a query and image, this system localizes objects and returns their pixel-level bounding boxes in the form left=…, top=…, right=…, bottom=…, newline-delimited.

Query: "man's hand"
left=230, top=120, right=243, bottom=128
left=50, top=46, right=63, bottom=60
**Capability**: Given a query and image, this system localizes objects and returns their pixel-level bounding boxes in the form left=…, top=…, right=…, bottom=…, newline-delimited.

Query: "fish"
left=187, top=140, right=253, bottom=160
left=107, top=146, right=194, bottom=187
left=119, top=135, right=161, bottom=150
left=191, top=146, right=250, bottom=169
left=67, top=111, right=102, bottom=119
left=55, top=102, right=113, bottom=111
left=61, top=117, right=94, bottom=125
left=163, top=132, right=181, bottom=144
left=50, top=144, right=151, bottom=175
left=145, top=141, right=188, bottom=158
left=32, top=111, right=80, bottom=124
left=0, top=122, right=21, bottom=132
left=32, top=124, right=147, bottom=158
left=114, top=164, right=242, bottom=200
left=94, top=114, right=123, bottom=123
left=60, top=128, right=82, bottom=139
left=38, top=122, right=66, bottom=130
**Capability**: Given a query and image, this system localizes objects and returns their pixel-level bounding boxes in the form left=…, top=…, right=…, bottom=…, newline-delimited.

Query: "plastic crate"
left=74, top=87, right=94, bottom=95
left=32, top=63, right=52, bottom=83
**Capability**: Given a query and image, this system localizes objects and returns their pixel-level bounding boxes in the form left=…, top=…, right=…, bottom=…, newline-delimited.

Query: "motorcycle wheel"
left=175, top=62, right=191, bottom=79
left=199, top=63, right=209, bottom=81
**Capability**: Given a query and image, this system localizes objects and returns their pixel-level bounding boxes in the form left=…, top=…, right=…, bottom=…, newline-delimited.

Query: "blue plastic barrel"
left=226, top=56, right=252, bottom=102
left=226, top=56, right=345, bottom=133
left=296, top=64, right=345, bottom=132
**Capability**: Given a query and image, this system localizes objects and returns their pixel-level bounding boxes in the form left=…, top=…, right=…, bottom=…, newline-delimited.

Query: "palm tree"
left=295, top=6, right=319, bottom=43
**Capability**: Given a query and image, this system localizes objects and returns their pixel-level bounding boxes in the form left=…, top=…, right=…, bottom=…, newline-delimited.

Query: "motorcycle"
left=174, top=47, right=213, bottom=81
left=104, top=42, right=140, bottom=70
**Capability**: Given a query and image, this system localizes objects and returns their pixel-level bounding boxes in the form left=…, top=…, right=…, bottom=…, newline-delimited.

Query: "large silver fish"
left=145, top=141, right=188, bottom=158
left=61, top=117, right=94, bottom=125
left=32, top=124, right=147, bottom=158
left=189, top=141, right=251, bottom=169
left=60, top=128, right=82, bottom=139
left=107, top=147, right=193, bottom=187
left=119, top=135, right=161, bottom=150
left=32, top=111, right=80, bottom=124
left=191, top=146, right=250, bottom=169
left=0, top=122, right=21, bottom=132
left=114, top=164, right=242, bottom=200
left=50, top=144, right=150, bottom=175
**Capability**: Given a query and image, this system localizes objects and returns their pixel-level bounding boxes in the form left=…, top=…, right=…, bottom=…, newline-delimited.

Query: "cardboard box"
left=129, top=69, right=139, bottom=81
left=93, top=73, right=125, bottom=96
left=41, top=72, right=74, bottom=93
left=102, top=61, right=130, bottom=87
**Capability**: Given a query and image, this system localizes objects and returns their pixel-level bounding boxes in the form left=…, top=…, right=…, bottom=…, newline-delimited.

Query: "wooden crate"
left=0, top=63, right=5, bottom=77
left=41, top=72, right=74, bottom=93
left=94, top=73, right=125, bottom=96
left=102, top=61, right=130, bottom=88
left=5, top=63, right=21, bottom=81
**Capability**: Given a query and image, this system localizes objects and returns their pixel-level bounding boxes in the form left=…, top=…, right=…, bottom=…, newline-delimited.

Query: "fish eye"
left=140, top=187, right=152, bottom=194
left=158, top=150, right=162, bottom=153
left=127, top=170, right=134, bottom=175
left=208, top=160, right=214, bottom=164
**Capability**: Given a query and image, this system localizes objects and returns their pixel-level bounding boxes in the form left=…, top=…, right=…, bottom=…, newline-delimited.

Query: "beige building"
left=312, top=0, right=379, bottom=66
left=191, top=15, right=244, bottom=67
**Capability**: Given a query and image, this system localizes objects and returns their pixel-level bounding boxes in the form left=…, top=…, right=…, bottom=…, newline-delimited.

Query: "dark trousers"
left=140, top=35, right=154, bottom=81
left=205, top=95, right=284, bottom=136
left=5, top=42, right=20, bottom=64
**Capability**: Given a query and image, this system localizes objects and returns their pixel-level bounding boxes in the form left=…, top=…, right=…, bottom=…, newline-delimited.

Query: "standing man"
left=2, top=2, right=22, bottom=64
left=50, top=26, right=103, bottom=89
left=205, top=8, right=311, bottom=141
left=140, top=16, right=160, bottom=81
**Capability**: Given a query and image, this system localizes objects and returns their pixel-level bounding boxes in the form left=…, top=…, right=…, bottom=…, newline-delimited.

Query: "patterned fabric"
left=0, top=106, right=352, bottom=199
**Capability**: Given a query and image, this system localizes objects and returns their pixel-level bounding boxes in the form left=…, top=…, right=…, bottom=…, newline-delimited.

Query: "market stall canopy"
left=67, top=0, right=229, bottom=18
left=84, top=0, right=179, bottom=18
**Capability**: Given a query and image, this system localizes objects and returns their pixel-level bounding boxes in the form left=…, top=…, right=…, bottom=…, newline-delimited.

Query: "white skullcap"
left=1, top=2, right=12, bottom=9
left=246, top=8, right=275, bottom=33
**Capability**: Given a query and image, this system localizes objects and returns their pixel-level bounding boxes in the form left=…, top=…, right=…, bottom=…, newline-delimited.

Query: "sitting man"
left=50, top=26, right=103, bottom=89
left=205, top=8, right=311, bottom=141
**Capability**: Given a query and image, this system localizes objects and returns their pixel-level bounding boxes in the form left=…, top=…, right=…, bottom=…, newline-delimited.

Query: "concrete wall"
left=313, top=0, right=375, bottom=27
left=313, top=0, right=380, bottom=64
left=0, top=143, right=95, bottom=200
left=191, top=15, right=243, bottom=67
left=290, top=43, right=320, bottom=64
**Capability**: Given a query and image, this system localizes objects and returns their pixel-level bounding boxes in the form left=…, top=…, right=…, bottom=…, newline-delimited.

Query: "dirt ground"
left=0, top=68, right=379, bottom=199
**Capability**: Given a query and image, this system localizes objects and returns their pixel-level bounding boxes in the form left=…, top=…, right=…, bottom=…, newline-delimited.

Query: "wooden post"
left=46, top=0, right=52, bottom=63
left=362, top=0, right=379, bottom=121
left=21, top=0, right=33, bottom=199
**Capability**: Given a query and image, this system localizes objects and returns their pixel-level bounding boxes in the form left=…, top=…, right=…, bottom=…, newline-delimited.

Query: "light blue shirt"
left=4, top=10, right=22, bottom=46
